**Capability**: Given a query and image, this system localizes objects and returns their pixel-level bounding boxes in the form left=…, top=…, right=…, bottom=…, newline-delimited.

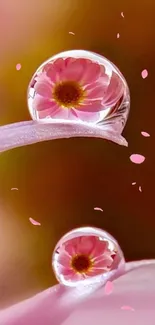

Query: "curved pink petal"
left=94, top=256, right=113, bottom=268
left=61, top=59, right=86, bottom=82
left=0, top=121, right=128, bottom=154
left=92, top=240, right=109, bottom=259
left=38, top=106, right=60, bottom=119
left=1, top=260, right=155, bottom=325
left=81, top=61, right=102, bottom=85
left=58, top=253, right=71, bottom=268
left=32, top=95, right=55, bottom=111
left=76, top=236, right=96, bottom=255
left=34, top=79, right=52, bottom=98
left=71, top=109, right=100, bottom=122
left=78, top=99, right=104, bottom=113
left=102, top=72, right=124, bottom=107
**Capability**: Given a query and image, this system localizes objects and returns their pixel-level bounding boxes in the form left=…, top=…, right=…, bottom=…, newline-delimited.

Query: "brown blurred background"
left=0, top=0, right=155, bottom=309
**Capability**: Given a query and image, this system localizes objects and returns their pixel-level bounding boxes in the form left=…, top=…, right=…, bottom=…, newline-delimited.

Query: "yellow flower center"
left=71, top=254, right=93, bottom=273
left=53, top=81, right=85, bottom=108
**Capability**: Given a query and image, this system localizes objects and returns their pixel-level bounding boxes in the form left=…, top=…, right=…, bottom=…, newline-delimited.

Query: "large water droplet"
left=52, top=227, right=125, bottom=287
left=28, top=50, right=130, bottom=135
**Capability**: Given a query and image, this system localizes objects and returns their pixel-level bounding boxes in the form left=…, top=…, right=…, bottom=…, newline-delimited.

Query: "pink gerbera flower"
left=32, top=57, right=124, bottom=122
left=55, top=235, right=114, bottom=283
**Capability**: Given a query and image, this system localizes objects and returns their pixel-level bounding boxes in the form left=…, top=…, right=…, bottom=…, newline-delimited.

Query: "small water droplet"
left=52, top=227, right=125, bottom=287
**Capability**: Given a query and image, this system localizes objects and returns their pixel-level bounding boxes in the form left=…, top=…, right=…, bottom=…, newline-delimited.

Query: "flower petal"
left=34, top=80, right=52, bottom=98
left=57, top=253, right=71, bottom=268
left=32, top=95, right=55, bottom=111
left=61, top=59, right=86, bottom=82
left=102, top=72, right=124, bottom=106
left=81, top=61, right=102, bottom=85
left=73, top=109, right=100, bottom=122
left=78, top=100, right=104, bottom=113
left=1, top=261, right=155, bottom=325
left=77, top=236, right=96, bottom=255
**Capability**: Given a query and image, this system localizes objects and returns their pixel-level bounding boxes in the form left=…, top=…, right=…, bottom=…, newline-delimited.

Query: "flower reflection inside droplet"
left=52, top=227, right=125, bottom=287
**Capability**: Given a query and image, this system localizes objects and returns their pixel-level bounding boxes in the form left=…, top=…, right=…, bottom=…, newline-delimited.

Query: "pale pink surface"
left=141, top=69, right=148, bottom=79
left=141, top=131, right=150, bottom=137
left=29, top=217, right=41, bottom=226
left=56, top=236, right=113, bottom=281
left=132, top=182, right=136, bottom=185
left=117, top=33, right=120, bottom=38
left=121, top=305, right=135, bottom=311
left=139, top=186, right=142, bottom=192
left=104, top=280, right=113, bottom=294
left=16, top=63, right=21, bottom=71
left=94, top=207, right=103, bottom=212
left=130, top=154, right=145, bottom=164
left=32, top=57, right=124, bottom=122
left=1, top=260, right=155, bottom=325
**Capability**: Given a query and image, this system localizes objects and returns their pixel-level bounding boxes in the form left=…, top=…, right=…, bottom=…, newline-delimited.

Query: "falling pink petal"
left=121, top=12, right=124, bottom=18
left=16, top=63, right=21, bottom=71
left=130, top=154, right=145, bottom=164
left=139, top=186, right=142, bottom=192
left=132, top=182, right=136, bottom=185
left=11, top=187, right=19, bottom=191
left=121, top=305, right=135, bottom=311
left=141, top=69, right=148, bottom=79
left=94, top=207, right=103, bottom=212
left=104, top=281, right=113, bottom=295
left=117, top=33, right=120, bottom=39
left=141, top=131, right=150, bottom=137
left=29, top=217, right=41, bottom=226
left=69, top=32, right=75, bottom=35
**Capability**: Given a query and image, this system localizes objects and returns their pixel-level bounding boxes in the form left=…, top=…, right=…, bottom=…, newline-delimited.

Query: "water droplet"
left=130, top=154, right=145, bottom=164
left=27, top=50, right=130, bottom=135
left=52, top=227, right=125, bottom=287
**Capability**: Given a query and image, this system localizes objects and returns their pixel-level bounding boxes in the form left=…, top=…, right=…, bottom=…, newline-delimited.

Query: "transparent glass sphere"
left=52, top=227, right=125, bottom=287
left=28, top=50, right=130, bottom=134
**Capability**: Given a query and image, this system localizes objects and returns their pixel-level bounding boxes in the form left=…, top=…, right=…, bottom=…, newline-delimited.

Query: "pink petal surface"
left=141, top=131, right=150, bottom=137
left=29, top=217, right=41, bottom=226
left=16, top=63, right=21, bottom=71
left=94, top=207, right=103, bottom=212
left=141, top=69, right=148, bottom=79
left=0, top=120, right=128, bottom=153
left=1, top=260, right=155, bottom=325
left=104, top=280, right=113, bottom=294
left=121, top=305, right=135, bottom=311
left=130, top=154, right=145, bottom=164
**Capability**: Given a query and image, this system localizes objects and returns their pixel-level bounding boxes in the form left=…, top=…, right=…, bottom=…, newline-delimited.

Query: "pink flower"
left=55, top=235, right=114, bottom=283
left=32, top=57, right=124, bottom=122
left=1, top=260, right=155, bottom=325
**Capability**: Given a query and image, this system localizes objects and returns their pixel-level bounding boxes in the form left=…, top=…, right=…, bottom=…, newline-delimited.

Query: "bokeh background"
left=0, top=0, right=155, bottom=309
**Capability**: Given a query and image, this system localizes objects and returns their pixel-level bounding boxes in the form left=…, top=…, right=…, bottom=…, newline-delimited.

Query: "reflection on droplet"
left=27, top=50, right=130, bottom=135
left=52, top=227, right=125, bottom=287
